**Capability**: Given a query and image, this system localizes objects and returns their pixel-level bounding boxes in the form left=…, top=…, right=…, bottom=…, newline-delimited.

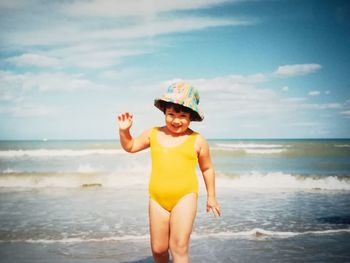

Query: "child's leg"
left=169, top=193, right=197, bottom=263
left=149, top=198, right=171, bottom=263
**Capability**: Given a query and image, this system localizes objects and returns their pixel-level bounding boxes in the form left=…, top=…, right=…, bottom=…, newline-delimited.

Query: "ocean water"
left=0, top=139, right=350, bottom=262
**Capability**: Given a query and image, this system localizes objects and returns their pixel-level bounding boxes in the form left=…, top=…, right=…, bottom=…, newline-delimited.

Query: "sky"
left=0, top=0, right=350, bottom=140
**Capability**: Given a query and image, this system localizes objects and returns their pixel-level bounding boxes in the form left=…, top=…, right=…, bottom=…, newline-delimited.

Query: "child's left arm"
left=196, top=135, right=221, bottom=218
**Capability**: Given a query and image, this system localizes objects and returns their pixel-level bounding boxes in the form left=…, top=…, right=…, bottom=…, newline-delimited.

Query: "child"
left=117, top=81, right=221, bottom=263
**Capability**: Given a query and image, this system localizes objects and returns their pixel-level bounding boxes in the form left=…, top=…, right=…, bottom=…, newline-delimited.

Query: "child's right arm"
left=117, top=112, right=151, bottom=153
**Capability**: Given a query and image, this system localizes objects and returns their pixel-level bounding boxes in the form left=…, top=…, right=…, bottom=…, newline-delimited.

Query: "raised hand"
left=117, top=112, right=133, bottom=131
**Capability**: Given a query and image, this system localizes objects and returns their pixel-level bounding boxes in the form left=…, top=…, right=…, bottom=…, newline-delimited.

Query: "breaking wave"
left=0, top=172, right=147, bottom=188
left=193, top=228, right=350, bottom=240
left=0, top=149, right=127, bottom=158
left=2, top=228, right=349, bottom=244
left=0, top=171, right=349, bottom=190
left=213, top=143, right=288, bottom=154
left=216, top=172, right=350, bottom=191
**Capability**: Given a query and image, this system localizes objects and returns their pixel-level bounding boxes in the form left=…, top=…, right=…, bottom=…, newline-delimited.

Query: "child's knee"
left=151, top=241, right=169, bottom=255
left=169, top=238, right=189, bottom=256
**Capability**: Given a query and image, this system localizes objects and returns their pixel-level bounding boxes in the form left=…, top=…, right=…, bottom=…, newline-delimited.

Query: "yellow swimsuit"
left=149, top=127, right=199, bottom=212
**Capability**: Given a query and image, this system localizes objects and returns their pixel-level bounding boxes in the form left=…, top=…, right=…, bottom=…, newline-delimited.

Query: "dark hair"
left=158, top=101, right=197, bottom=121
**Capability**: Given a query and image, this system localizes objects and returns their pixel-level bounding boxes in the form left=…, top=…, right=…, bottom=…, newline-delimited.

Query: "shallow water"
left=0, top=139, right=350, bottom=262
left=0, top=186, right=349, bottom=262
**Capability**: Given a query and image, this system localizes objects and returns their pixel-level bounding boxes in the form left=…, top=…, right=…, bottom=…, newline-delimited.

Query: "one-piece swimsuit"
left=149, top=127, right=199, bottom=211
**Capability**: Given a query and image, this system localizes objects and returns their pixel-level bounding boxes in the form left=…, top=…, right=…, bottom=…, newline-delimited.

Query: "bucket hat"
left=154, top=81, right=204, bottom=121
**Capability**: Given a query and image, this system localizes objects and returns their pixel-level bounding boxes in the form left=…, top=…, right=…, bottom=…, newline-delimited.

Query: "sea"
left=0, top=139, right=350, bottom=262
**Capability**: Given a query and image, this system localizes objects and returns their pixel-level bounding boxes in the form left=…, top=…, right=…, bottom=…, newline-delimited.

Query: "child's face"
left=164, top=107, right=191, bottom=134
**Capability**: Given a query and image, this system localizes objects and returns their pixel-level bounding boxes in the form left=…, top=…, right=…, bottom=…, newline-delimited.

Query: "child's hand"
left=117, top=112, right=133, bottom=131
left=206, top=196, right=221, bottom=218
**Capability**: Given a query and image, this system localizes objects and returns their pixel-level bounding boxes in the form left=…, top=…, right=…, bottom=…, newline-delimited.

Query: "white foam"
left=216, top=143, right=287, bottom=149
left=2, top=228, right=349, bottom=243
left=2, top=168, right=20, bottom=174
left=214, top=143, right=288, bottom=154
left=0, top=149, right=128, bottom=158
left=244, top=149, right=286, bottom=154
left=77, top=164, right=97, bottom=173
left=216, top=172, right=350, bottom=190
left=0, top=172, right=148, bottom=188
left=1, top=170, right=348, bottom=190
left=193, top=228, right=350, bottom=240
left=1, top=235, right=150, bottom=244
left=335, top=144, right=350, bottom=148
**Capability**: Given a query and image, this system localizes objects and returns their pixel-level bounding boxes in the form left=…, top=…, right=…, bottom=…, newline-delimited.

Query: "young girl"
left=117, top=81, right=221, bottom=263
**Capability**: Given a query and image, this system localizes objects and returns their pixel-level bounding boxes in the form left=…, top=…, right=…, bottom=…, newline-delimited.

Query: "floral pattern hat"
left=154, top=81, right=204, bottom=121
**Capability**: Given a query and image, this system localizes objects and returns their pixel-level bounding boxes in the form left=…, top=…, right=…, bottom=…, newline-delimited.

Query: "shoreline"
left=1, top=233, right=349, bottom=263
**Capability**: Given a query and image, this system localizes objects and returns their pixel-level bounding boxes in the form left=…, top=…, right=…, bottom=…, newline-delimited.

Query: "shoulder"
left=194, top=132, right=207, bottom=144
left=140, top=127, right=154, bottom=140
left=194, top=132, right=209, bottom=154
left=144, top=127, right=154, bottom=135
left=151, top=126, right=165, bottom=136
left=145, top=127, right=163, bottom=142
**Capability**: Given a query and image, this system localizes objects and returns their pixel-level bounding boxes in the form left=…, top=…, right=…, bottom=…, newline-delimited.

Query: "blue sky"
left=0, top=0, right=349, bottom=139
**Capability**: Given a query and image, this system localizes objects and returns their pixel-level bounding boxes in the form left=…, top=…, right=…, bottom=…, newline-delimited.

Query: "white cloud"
left=21, top=44, right=150, bottom=69
left=9, top=104, right=54, bottom=117
left=193, top=73, right=268, bottom=92
left=6, top=53, right=60, bottom=68
left=3, top=14, right=250, bottom=71
left=301, top=103, right=342, bottom=110
left=8, top=16, right=248, bottom=47
left=0, top=0, right=29, bottom=9
left=23, top=73, right=102, bottom=92
left=99, top=68, right=141, bottom=81
left=173, top=74, right=345, bottom=124
left=309, top=90, right=320, bottom=96
left=186, top=75, right=284, bottom=118
left=274, top=64, right=321, bottom=77
left=289, top=122, right=319, bottom=127
left=239, top=123, right=261, bottom=128
left=2, top=0, right=253, bottom=47
left=0, top=91, right=14, bottom=102
left=1, top=0, right=254, bottom=72
left=0, top=101, right=54, bottom=117
left=0, top=71, right=23, bottom=103
left=339, top=100, right=350, bottom=118
left=61, top=0, right=232, bottom=18
left=308, top=129, right=330, bottom=136
left=282, top=86, right=289, bottom=91
left=321, top=103, right=343, bottom=109
left=0, top=70, right=103, bottom=92
left=340, top=110, right=350, bottom=118
left=64, top=49, right=146, bottom=69
left=282, top=97, right=307, bottom=103
left=39, top=41, right=149, bottom=69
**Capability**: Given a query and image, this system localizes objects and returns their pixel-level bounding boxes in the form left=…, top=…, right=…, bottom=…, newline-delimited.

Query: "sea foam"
left=213, top=143, right=288, bottom=154
left=0, top=172, right=148, bottom=188
left=216, top=172, right=350, bottom=191
left=2, top=228, right=349, bottom=244
left=193, top=228, right=350, bottom=240
left=0, top=171, right=349, bottom=190
left=0, top=149, right=128, bottom=158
